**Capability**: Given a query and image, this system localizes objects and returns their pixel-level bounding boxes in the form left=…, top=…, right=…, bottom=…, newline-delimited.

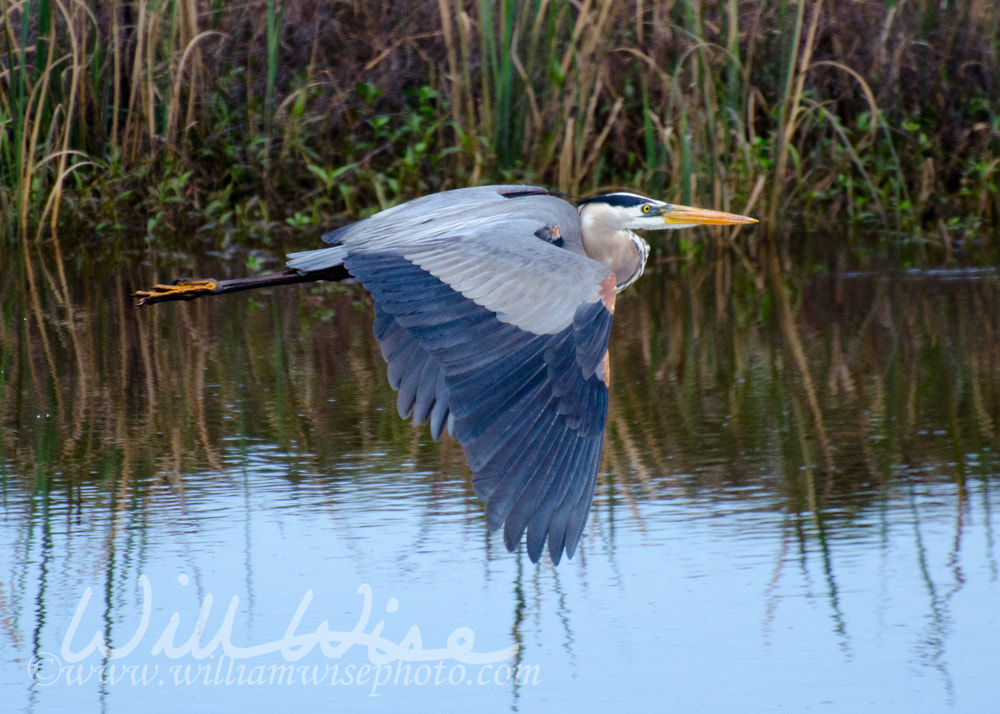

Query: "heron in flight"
left=136, top=185, right=756, bottom=563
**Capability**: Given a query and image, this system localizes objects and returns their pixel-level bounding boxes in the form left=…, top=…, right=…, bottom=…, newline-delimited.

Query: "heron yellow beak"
left=662, top=204, right=758, bottom=226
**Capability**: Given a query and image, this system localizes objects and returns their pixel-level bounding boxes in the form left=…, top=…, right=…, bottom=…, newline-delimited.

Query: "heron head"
left=579, top=192, right=757, bottom=231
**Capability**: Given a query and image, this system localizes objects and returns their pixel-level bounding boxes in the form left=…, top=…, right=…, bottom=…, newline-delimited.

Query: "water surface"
left=1, top=244, right=998, bottom=712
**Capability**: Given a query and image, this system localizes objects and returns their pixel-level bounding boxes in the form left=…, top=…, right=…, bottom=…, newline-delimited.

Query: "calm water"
left=1, top=243, right=998, bottom=712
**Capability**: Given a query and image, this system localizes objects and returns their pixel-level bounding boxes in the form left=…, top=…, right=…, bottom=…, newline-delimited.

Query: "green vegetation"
left=1, top=0, right=998, bottom=261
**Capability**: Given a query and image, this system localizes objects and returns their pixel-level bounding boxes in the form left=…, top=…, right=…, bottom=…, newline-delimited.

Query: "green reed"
left=0, top=1, right=997, bottom=261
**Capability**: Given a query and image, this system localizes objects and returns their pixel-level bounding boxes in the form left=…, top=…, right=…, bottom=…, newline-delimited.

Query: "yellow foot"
left=133, top=279, right=218, bottom=305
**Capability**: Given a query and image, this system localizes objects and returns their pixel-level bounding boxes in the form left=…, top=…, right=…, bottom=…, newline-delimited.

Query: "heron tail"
left=285, top=245, right=349, bottom=273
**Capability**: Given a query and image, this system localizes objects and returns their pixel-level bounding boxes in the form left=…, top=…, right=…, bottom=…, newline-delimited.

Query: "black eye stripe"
left=579, top=193, right=650, bottom=208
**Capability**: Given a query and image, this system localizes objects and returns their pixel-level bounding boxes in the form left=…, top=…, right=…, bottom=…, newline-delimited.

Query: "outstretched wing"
left=291, top=187, right=617, bottom=563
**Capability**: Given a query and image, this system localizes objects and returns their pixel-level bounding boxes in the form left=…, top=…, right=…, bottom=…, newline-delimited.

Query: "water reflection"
left=1, top=241, right=998, bottom=711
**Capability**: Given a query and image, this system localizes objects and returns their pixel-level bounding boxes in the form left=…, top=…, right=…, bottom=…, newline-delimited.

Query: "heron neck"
left=581, top=227, right=649, bottom=292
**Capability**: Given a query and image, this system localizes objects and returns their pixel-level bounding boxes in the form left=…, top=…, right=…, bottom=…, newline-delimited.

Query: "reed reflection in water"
left=1, top=243, right=998, bottom=712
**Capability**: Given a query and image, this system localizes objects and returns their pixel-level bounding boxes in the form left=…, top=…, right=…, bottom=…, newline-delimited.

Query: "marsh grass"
left=0, top=0, right=998, bottom=260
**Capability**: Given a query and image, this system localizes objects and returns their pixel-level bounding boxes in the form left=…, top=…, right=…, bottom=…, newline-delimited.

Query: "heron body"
left=136, top=185, right=756, bottom=563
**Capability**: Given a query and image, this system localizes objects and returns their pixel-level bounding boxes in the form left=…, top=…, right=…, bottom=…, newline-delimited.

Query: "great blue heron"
left=136, top=185, right=756, bottom=563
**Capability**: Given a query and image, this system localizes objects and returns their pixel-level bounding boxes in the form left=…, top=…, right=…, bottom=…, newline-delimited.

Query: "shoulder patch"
left=534, top=224, right=564, bottom=248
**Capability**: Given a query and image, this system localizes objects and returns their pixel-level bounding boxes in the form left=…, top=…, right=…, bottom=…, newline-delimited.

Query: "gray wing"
left=289, top=186, right=617, bottom=563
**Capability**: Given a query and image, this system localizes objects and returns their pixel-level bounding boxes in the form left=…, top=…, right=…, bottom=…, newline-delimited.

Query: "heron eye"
left=642, top=205, right=651, bottom=213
